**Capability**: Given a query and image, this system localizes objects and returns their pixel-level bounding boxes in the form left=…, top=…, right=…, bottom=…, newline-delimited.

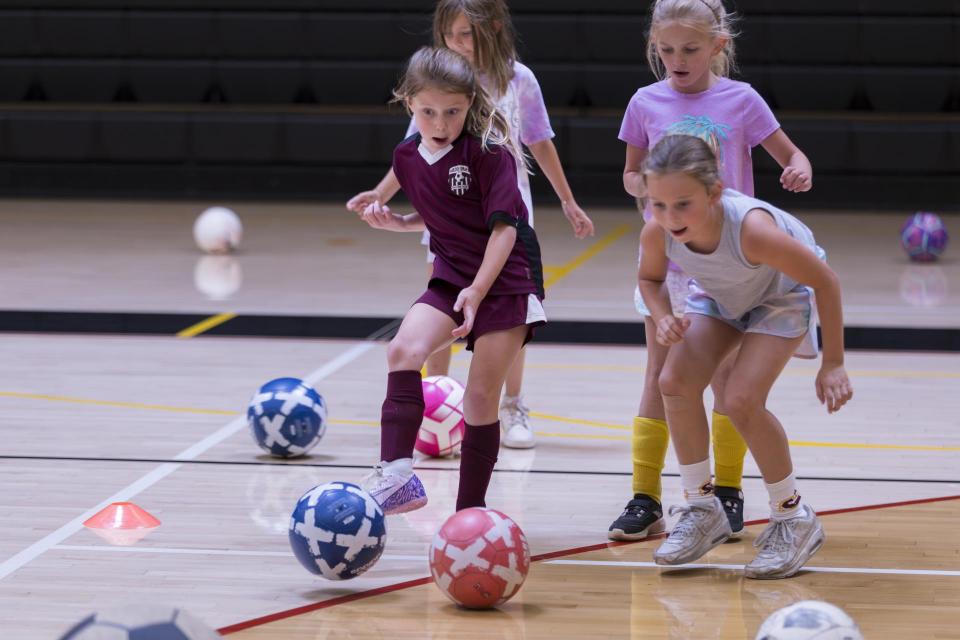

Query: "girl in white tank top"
left=638, top=135, right=853, bottom=580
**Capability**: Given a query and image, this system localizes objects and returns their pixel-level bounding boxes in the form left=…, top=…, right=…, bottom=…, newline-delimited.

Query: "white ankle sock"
left=679, top=459, right=714, bottom=506
left=767, top=472, right=802, bottom=520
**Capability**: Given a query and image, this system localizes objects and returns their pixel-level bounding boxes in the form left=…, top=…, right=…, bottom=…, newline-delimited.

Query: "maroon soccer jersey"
left=392, top=133, right=544, bottom=298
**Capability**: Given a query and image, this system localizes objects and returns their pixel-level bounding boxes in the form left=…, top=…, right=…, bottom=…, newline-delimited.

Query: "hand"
left=815, top=363, right=853, bottom=413
left=780, top=166, right=812, bottom=193
left=452, top=286, right=484, bottom=338
left=360, top=201, right=405, bottom=231
left=562, top=200, right=595, bottom=239
left=655, top=315, right=690, bottom=346
left=347, top=189, right=381, bottom=214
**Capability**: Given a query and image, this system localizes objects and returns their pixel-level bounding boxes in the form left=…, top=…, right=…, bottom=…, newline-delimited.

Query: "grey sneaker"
left=745, top=504, right=824, bottom=579
left=500, top=395, right=535, bottom=449
left=653, top=497, right=732, bottom=565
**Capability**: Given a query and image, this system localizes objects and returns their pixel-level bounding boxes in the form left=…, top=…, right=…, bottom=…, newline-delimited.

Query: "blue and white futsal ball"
left=288, top=482, right=387, bottom=580
left=58, top=605, right=221, bottom=639
left=247, top=377, right=327, bottom=457
left=755, top=600, right=863, bottom=640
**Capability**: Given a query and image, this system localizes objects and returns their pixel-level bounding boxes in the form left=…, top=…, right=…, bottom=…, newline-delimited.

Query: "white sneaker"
left=360, top=458, right=427, bottom=515
left=745, top=504, right=824, bottom=579
left=500, top=395, right=536, bottom=449
left=653, top=497, right=732, bottom=565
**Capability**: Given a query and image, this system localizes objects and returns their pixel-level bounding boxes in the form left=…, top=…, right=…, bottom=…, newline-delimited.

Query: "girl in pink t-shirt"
left=608, top=0, right=814, bottom=543
left=348, top=0, right=594, bottom=451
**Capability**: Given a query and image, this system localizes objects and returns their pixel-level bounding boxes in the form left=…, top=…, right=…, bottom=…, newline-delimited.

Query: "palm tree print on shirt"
left=665, top=115, right=731, bottom=164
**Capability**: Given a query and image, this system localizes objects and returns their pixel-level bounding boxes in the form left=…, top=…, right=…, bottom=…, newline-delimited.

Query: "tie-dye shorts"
left=684, top=284, right=819, bottom=359
left=634, top=268, right=693, bottom=319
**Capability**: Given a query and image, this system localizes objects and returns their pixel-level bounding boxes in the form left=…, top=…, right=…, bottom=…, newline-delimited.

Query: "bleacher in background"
left=0, top=0, right=956, bottom=209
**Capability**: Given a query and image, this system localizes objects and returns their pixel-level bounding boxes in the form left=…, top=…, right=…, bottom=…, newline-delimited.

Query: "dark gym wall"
left=0, top=1, right=957, bottom=209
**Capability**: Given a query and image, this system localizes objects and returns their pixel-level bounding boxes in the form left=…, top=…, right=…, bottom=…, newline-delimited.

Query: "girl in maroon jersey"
left=355, top=47, right=545, bottom=515
left=349, top=0, right=594, bottom=449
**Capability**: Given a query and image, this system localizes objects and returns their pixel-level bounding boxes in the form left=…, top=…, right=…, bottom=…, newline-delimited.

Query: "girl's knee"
left=644, top=357, right=666, bottom=388
left=387, top=339, right=426, bottom=370
left=658, top=365, right=698, bottom=399
left=722, top=387, right=762, bottom=425
left=463, top=386, right=500, bottom=419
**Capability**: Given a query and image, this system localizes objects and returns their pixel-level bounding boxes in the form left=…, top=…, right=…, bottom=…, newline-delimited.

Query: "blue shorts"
left=685, top=284, right=819, bottom=359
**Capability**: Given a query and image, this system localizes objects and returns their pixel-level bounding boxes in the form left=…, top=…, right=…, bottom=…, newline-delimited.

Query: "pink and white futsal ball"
left=194, top=206, right=242, bottom=254
left=415, top=375, right=466, bottom=458
left=429, top=507, right=530, bottom=609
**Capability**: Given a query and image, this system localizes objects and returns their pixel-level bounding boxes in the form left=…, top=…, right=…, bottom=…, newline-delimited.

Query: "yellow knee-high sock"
left=712, top=411, right=748, bottom=489
left=632, top=416, right=669, bottom=502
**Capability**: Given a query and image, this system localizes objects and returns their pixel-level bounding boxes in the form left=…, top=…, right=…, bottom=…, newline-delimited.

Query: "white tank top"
left=664, top=189, right=824, bottom=319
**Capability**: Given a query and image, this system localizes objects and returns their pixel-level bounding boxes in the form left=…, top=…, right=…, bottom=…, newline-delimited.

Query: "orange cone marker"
left=83, top=502, right=160, bottom=546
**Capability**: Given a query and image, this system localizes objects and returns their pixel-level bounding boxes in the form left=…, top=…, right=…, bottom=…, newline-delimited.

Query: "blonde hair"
left=392, top=47, right=525, bottom=163
left=647, top=0, right=739, bottom=80
left=433, top=0, right=518, bottom=97
left=643, top=135, right=722, bottom=191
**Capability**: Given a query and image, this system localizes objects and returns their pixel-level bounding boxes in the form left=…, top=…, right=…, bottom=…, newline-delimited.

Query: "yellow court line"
left=332, top=418, right=378, bottom=427
left=176, top=312, right=237, bottom=338
left=525, top=363, right=960, bottom=380
left=789, top=440, right=960, bottom=452
left=4, top=390, right=957, bottom=452
left=534, top=411, right=960, bottom=451
left=542, top=224, right=634, bottom=290
left=532, top=431, right=960, bottom=451
left=0, top=391, right=237, bottom=416
left=530, top=411, right=631, bottom=431
left=0, top=391, right=374, bottom=427
left=536, top=431, right=630, bottom=442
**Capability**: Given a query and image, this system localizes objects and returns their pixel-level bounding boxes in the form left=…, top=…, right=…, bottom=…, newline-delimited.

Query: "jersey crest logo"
left=448, top=165, right=471, bottom=195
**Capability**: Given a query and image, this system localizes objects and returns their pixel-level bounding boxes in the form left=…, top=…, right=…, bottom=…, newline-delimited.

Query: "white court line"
left=0, top=341, right=377, bottom=581
left=53, top=545, right=425, bottom=563
left=546, top=559, right=960, bottom=577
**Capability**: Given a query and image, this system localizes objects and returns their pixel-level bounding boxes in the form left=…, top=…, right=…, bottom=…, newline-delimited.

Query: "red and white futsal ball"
left=429, top=507, right=530, bottom=609
left=194, top=206, right=242, bottom=254
left=416, top=375, right=466, bottom=457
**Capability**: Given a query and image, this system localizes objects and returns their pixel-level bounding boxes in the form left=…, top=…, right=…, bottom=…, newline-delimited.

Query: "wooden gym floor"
left=0, top=201, right=957, bottom=639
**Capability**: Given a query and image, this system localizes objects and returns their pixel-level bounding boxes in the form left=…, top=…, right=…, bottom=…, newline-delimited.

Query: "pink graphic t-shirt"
left=619, top=77, right=779, bottom=200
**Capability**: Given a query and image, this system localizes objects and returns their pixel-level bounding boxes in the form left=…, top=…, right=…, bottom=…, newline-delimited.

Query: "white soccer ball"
left=755, top=600, right=864, bottom=640
left=193, top=206, right=242, bottom=254
left=58, top=605, right=221, bottom=639
left=193, top=255, right=242, bottom=300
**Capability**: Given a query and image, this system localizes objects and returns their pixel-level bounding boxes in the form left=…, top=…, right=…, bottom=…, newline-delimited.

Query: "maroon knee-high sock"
left=456, top=421, right=500, bottom=511
left=380, top=370, right=424, bottom=462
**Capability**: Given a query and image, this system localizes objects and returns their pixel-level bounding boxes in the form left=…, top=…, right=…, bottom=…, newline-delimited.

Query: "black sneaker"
left=714, top=486, right=745, bottom=539
left=608, top=494, right=665, bottom=541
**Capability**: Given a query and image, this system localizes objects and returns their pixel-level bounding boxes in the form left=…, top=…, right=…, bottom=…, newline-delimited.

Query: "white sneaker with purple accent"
left=361, top=458, right=428, bottom=515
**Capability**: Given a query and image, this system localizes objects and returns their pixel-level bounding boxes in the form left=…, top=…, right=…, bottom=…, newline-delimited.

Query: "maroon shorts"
left=415, top=279, right=546, bottom=351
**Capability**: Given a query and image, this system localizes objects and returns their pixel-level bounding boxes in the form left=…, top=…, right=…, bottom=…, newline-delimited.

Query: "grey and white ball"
left=193, top=207, right=242, bottom=254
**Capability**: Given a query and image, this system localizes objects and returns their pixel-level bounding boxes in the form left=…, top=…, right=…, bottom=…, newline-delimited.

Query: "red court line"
left=217, top=576, right=433, bottom=635
left=218, top=493, right=960, bottom=635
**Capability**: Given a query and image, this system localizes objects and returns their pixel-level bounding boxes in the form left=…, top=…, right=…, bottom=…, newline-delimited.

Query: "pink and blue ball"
left=900, top=212, right=948, bottom=262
